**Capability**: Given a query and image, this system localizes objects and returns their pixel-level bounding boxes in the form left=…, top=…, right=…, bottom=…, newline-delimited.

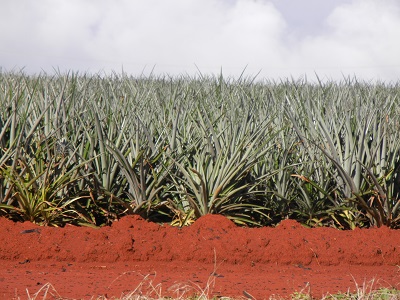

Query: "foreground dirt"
left=0, top=215, right=399, bottom=299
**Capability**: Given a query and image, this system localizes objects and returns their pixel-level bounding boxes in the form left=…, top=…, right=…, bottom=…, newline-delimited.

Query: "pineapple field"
left=0, top=71, right=399, bottom=299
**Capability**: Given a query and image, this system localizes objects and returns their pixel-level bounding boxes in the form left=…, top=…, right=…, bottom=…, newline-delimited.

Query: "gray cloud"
left=0, top=0, right=399, bottom=82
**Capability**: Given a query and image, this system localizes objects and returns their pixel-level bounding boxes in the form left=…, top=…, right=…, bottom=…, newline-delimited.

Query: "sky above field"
left=1, top=0, right=400, bottom=82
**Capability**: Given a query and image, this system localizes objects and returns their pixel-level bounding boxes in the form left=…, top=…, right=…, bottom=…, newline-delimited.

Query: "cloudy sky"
left=1, top=0, right=399, bottom=82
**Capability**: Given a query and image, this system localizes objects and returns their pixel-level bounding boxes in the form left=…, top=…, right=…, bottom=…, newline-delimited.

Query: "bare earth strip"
left=0, top=215, right=399, bottom=299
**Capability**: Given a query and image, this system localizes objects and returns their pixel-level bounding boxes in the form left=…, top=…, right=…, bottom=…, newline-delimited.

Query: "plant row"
left=0, top=71, right=399, bottom=228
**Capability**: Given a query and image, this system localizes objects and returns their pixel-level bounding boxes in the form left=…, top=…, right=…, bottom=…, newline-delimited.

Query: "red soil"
left=0, top=214, right=399, bottom=299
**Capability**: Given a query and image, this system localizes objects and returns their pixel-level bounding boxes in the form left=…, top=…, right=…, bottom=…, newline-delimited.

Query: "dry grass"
left=21, top=276, right=400, bottom=300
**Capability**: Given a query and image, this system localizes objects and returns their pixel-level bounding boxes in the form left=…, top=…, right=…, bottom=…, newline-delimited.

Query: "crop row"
left=0, top=71, right=399, bottom=228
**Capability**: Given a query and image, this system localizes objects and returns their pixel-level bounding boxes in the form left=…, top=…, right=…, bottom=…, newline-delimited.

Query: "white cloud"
left=290, top=0, right=400, bottom=81
left=83, top=0, right=287, bottom=75
left=0, top=0, right=399, bottom=82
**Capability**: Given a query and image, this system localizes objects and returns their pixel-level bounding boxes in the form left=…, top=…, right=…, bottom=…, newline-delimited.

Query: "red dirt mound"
left=0, top=214, right=399, bottom=299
